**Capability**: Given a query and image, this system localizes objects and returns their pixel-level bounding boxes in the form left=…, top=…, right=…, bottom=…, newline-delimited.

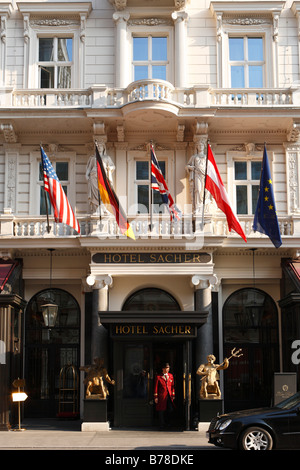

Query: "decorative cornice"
left=128, top=17, right=173, bottom=26
left=17, top=2, right=92, bottom=16
left=109, top=0, right=190, bottom=11
left=30, top=18, right=80, bottom=27
left=224, top=17, right=271, bottom=25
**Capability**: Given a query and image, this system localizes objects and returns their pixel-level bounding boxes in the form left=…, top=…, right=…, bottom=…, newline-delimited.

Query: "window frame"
left=134, top=157, right=168, bottom=214
left=127, top=150, right=175, bottom=216
left=29, top=150, right=76, bottom=216
left=17, top=2, right=91, bottom=89
left=234, top=160, right=261, bottom=215
left=210, top=1, right=280, bottom=89
left=132, top=35, right=169, bottom=82
left=223, top=27, right=273, bottom=88
left=38, top=36, right=73, bottom=89
left=226, top=148, right=274, bottom=216
left=38, top=159, right=70, bottom=215
left=128, top=24, right=174, bottom=84
left=228, top=35, right=265, bottom=88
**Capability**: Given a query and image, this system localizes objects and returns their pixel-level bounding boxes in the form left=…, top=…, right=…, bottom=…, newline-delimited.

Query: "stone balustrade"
left=0, top=82, right=299, bottom=109
left=0, top=213, right=294, bottom=241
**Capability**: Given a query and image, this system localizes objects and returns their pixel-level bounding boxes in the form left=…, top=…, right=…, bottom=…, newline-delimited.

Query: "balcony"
left=1, top=212, right=295, bottom=244
left=1, top=81, right=299, bottom=110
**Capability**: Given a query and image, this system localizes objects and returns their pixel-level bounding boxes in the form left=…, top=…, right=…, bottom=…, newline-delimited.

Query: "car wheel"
left=240, top=426, right=273, bottom=450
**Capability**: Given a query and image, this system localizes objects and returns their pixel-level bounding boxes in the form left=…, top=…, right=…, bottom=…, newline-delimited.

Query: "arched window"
left=26, top=288, right=80, bottom=333
left=224, top=288, right=278, bottom=343
left=223, top=288, right=279, bottom=411
left=122, top=287, right=180, bottom=311
left=25, top=289, right=80, bottom=418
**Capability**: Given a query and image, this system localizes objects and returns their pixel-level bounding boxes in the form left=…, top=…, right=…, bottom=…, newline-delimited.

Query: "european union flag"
left=253, top=145, right=282, bottom=248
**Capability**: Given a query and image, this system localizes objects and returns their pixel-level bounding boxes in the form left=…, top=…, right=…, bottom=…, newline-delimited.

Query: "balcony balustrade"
left=1, top=212, right=293, bottom=241
left=0, top=80, right=299, bottom=109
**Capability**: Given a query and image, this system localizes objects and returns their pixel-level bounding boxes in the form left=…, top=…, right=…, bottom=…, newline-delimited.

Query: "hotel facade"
left=0, top=0, right=300, bottom=430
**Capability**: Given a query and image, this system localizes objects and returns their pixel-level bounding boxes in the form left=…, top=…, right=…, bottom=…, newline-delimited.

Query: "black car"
left=208, top=392, right=300, bottom=450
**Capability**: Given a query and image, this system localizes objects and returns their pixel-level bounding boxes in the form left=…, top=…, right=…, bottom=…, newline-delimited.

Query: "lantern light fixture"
left=41, top=248, right=58, bottom=328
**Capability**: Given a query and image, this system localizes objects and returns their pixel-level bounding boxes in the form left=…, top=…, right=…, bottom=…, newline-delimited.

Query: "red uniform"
left=154, top=372, right=175, bottom=411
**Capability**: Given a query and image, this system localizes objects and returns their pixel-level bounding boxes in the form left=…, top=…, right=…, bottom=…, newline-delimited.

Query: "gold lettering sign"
left=112, top=324, right=196, bottom=337
left=93, top=252, right=211, bottom=264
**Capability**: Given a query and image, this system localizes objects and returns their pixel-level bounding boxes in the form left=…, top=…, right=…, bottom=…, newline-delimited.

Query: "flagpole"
left=201, top=139, right=209, bottom=231
left=95, top=140, right=103, bottom=231
left=40, top=145, right=51, bottom=233
left=149, top=141, right=153, bottom=231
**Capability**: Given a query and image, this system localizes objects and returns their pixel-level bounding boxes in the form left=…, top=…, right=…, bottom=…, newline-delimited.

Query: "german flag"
left=96, top=146, right=135, bottom=240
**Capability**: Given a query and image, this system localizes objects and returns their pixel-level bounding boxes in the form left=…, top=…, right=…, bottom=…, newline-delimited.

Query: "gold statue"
left=80, top=357, right=115, bottom=400
left=197, top=348, right=243, bottom=400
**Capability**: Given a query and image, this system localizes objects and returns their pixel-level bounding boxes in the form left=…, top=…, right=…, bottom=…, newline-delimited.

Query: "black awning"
left=0, top=261, right=18, bottom=292
left=282, top=260, right=300, bottom=294
left=290, top=262, right=300, bottom=282
left=99, top=310, right=209, bottom=326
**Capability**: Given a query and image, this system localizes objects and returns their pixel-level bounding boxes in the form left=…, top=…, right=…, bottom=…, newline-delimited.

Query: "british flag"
left=41, top=146, right=80, bottom=234
left=151, top=144, right=181, bottom=221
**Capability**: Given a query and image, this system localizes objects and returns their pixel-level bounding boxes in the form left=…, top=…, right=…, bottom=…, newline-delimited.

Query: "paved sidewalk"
left=0, top=419, right=216, bottom=451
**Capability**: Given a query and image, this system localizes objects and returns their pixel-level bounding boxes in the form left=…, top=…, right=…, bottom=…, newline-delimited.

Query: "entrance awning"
left=0, top=261, right=18, bottom=292
left=99, top=310, right=209, bottom=326
left=290, top=262, right=300, bottom=282
left=282, top=260, right=300, bottom=293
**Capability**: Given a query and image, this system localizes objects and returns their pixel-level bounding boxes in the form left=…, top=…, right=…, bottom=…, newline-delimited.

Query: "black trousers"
left=158, top=396, right=173, bottom=428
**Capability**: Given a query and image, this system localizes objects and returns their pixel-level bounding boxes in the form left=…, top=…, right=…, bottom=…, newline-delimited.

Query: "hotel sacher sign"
left=111, top=324, right=197, bottom=338
left=92, top=252, right=211, bottom=264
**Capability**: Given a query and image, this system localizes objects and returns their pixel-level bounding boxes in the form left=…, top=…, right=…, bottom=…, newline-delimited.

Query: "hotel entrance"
left=113, top=339, right=193, bottom=429
left=101, top=287, right=208, bottom=429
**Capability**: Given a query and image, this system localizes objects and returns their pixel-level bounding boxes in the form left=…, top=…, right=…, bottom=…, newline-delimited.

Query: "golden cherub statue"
left=80, top=357, right=115, bottom=400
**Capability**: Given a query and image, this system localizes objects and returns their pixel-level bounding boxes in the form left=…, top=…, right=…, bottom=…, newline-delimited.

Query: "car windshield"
left=276, top=392, right=300, bottom=410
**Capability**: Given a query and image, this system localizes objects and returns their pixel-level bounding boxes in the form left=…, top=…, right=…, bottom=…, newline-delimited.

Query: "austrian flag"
left=205, top=144, right=247, bottom=242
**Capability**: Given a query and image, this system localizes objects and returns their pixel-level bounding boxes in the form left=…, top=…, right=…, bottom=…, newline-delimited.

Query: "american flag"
left=151, top=144, right=181, bottom=221
left=40, top=146, right=80, bottom=234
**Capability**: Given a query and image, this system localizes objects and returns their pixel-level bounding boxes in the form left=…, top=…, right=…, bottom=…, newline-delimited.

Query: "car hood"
left=218, top=406, right=280, bottom=420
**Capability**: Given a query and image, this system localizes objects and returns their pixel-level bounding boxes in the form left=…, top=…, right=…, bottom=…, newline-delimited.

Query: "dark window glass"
left=236, top=185, right=247, bottom=214
left=39, top=38, right=54, bottom=61
left=136, top=161, right=149, bottom=180
left=251, top=161, right=261, bottom=180
left=123, top=288, right=180, bottom=311
left=235, top=162, right=247, bottom=180
left=56, top=162, right=68, bottom=181
left=40, top=66, right=54, bottom=88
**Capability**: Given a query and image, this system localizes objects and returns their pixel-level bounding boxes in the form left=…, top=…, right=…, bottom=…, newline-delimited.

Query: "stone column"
left=113, top=11, right=130, bottom=88
left=87, top=275, right=113, bottom=366
left=172, top=10, right=188, bottom=88
left=192, top=275, right=218, bottom=398
left=284, top=137, right=300, bottom=237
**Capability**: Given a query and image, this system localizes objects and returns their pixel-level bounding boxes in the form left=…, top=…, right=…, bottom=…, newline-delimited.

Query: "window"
left=39, top=160, right=69, bottom=215
left=38, top=37, right=73, bottom=88
left=223, top=288, right=279, bottom=410
left=234, top=160, right=261, bottom=214
left=133, top=36, right=168, bottom=81
left=123, top=288, right=180, bottom=311
left=135, top=159, right=166, bottom=214
left=229, top=37, right=264, bottom=88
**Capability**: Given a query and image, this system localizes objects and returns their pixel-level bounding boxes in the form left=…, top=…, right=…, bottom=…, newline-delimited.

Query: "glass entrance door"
left=114, top=342, right=152, bottom=427
left=113, top=340, right=190, bottom=428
